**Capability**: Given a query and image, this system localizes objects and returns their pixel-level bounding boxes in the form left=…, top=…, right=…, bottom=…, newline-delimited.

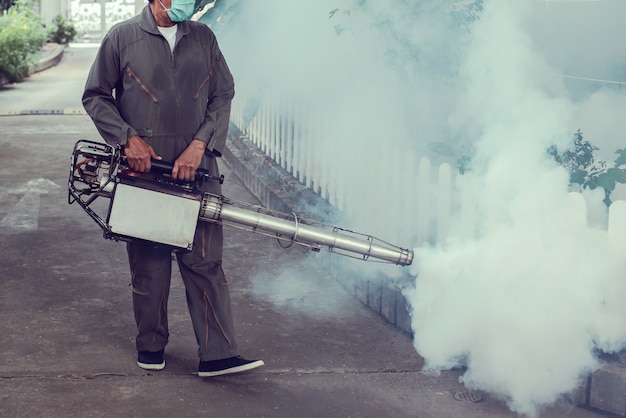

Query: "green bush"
left=47, top=14, right=76, bottom=45
left=0, top=0, right=47, bottom=82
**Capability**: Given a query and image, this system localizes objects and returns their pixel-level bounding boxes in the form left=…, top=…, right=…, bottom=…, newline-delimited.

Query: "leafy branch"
left=454, top=130, right=626, bottom=206
left=548, top=130, right=626, bottom=206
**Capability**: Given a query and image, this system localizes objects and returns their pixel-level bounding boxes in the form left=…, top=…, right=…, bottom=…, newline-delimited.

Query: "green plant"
left=548, top=130, right=626, bottom=206
left=47, top=14, right=76, bottom=45
left=0, top=0, right=47, bottom=82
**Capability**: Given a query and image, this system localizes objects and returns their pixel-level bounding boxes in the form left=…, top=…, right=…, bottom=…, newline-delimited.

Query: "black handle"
left=118, top=145, right=224, bottom=184
left=149, top=159, right=224, bottom=184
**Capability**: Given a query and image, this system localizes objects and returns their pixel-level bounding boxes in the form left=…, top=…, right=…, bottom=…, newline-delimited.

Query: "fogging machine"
left=67, top=140, right=414, bottom=266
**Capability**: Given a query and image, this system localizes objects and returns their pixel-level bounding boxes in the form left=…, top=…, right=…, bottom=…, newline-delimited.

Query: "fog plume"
left=215, top=0, right=626, bottom=415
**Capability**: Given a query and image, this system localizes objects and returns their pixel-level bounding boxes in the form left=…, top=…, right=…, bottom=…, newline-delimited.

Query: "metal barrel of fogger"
left=199, top=194, right=414, bottom=266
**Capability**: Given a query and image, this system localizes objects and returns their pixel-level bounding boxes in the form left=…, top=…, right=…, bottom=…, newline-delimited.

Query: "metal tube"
left=200, top=194, right=414, bottom=266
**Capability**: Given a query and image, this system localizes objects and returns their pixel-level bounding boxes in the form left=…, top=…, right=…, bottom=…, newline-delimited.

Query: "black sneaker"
left=137, top=349, right=165, bottom=371
left=198, top=356, right=264, bottom=377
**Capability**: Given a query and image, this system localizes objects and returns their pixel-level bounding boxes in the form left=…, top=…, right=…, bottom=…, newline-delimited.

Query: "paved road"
left=0, top=45, right=608, bottom=418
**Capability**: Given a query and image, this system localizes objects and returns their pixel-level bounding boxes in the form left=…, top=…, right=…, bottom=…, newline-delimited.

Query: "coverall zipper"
left=125, top=67, right=159, bottom=103
left=194, top=72, right=213, bottom=100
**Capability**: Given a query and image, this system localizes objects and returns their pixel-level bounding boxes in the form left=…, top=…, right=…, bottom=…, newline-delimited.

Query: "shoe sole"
left=198, top=360, right=264, bottom=377
left=137, top=360, right=165, bottom=371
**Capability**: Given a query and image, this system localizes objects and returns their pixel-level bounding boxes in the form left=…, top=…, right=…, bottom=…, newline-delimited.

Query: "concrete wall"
left=38, top=0, right=70, bottom=25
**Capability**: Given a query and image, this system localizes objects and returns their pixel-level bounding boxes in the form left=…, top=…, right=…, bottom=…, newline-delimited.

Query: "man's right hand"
left=124, top=135, right=161, bottom=172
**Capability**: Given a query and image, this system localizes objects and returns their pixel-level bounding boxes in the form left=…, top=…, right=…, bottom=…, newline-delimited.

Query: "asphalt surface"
left=0, top=45, right=611, bottom=418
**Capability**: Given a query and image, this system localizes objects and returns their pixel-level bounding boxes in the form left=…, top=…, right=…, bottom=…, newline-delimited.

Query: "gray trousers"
left=127, top=220, right=239, bottom=361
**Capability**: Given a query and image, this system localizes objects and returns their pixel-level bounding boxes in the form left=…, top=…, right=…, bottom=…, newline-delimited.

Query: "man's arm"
left=82, top=36, right=160, bottom=172
left=192, top=33, right=235, bottom=157
left=82, top=36, right=139, bottom=148
left=173, top=31, right=234, bottom=181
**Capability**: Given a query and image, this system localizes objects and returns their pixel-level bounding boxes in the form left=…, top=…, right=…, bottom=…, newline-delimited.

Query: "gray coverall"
left=82, top=5, right=238, bottom=361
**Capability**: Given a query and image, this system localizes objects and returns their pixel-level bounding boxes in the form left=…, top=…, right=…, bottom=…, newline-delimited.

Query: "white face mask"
left=158, top=0, right=196, bottom=22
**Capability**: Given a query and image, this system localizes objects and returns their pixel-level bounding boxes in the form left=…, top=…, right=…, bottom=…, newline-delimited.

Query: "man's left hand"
left=172, top=139, right=207, bottom=181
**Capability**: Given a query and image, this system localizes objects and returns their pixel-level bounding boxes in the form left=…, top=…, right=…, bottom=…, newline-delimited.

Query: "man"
left=82, top=0, right=264, bottom=377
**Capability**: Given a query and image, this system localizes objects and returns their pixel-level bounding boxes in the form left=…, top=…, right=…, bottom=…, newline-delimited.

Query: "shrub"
left=0, top=0, right=47, bottom=82
left=47, top=14, right=76, bottom=45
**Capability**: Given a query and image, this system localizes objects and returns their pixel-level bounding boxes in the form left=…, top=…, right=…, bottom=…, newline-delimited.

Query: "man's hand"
left=124, top=135, right=161, bottom=172
left=172, top=139, right=207, bottom=181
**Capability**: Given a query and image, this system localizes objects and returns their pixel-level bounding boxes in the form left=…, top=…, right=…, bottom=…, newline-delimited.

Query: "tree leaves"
left=550, top=133, right=625, bottom=206
left=569, top=169, right=587, bottom=186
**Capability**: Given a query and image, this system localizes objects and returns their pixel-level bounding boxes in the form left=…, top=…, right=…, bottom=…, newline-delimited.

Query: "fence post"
left=456, top=172, right=476, bottom=240
left=284, top=98, right=294, bottom=175
left=437, top=163, right=452, bottom=243
left=401, top=152, right=418, bottom=246
left=566, top=192, right=588, bottom=226
left=260, top=98, right=268, bottom=154
left=417, top=157, right=431, bottom=245
left=608, top=200, right=626, bottom=252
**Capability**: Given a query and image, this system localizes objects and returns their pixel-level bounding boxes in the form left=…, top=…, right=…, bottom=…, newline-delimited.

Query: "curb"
left=30, top=43, right=65, bottom=73
left=223, top=125, right=626, bottom=418
left=0, top=108, right=86, bottom=117
left=584, top=358, right=626, bottom=416
left=0, top=43, right=65, bottom=87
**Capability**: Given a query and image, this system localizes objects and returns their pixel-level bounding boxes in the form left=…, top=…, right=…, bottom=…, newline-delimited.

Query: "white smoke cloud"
left=405, top=195, right=626, bottom=415
left=404, top=0, right=626, bottom=416
left=248, top=256, right=357, bottom=322
left=215, top=0, right=626, bottom=415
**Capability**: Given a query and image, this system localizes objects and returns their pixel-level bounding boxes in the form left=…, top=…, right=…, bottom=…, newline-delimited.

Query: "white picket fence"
left=230, top=88, right=626, bottom=254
